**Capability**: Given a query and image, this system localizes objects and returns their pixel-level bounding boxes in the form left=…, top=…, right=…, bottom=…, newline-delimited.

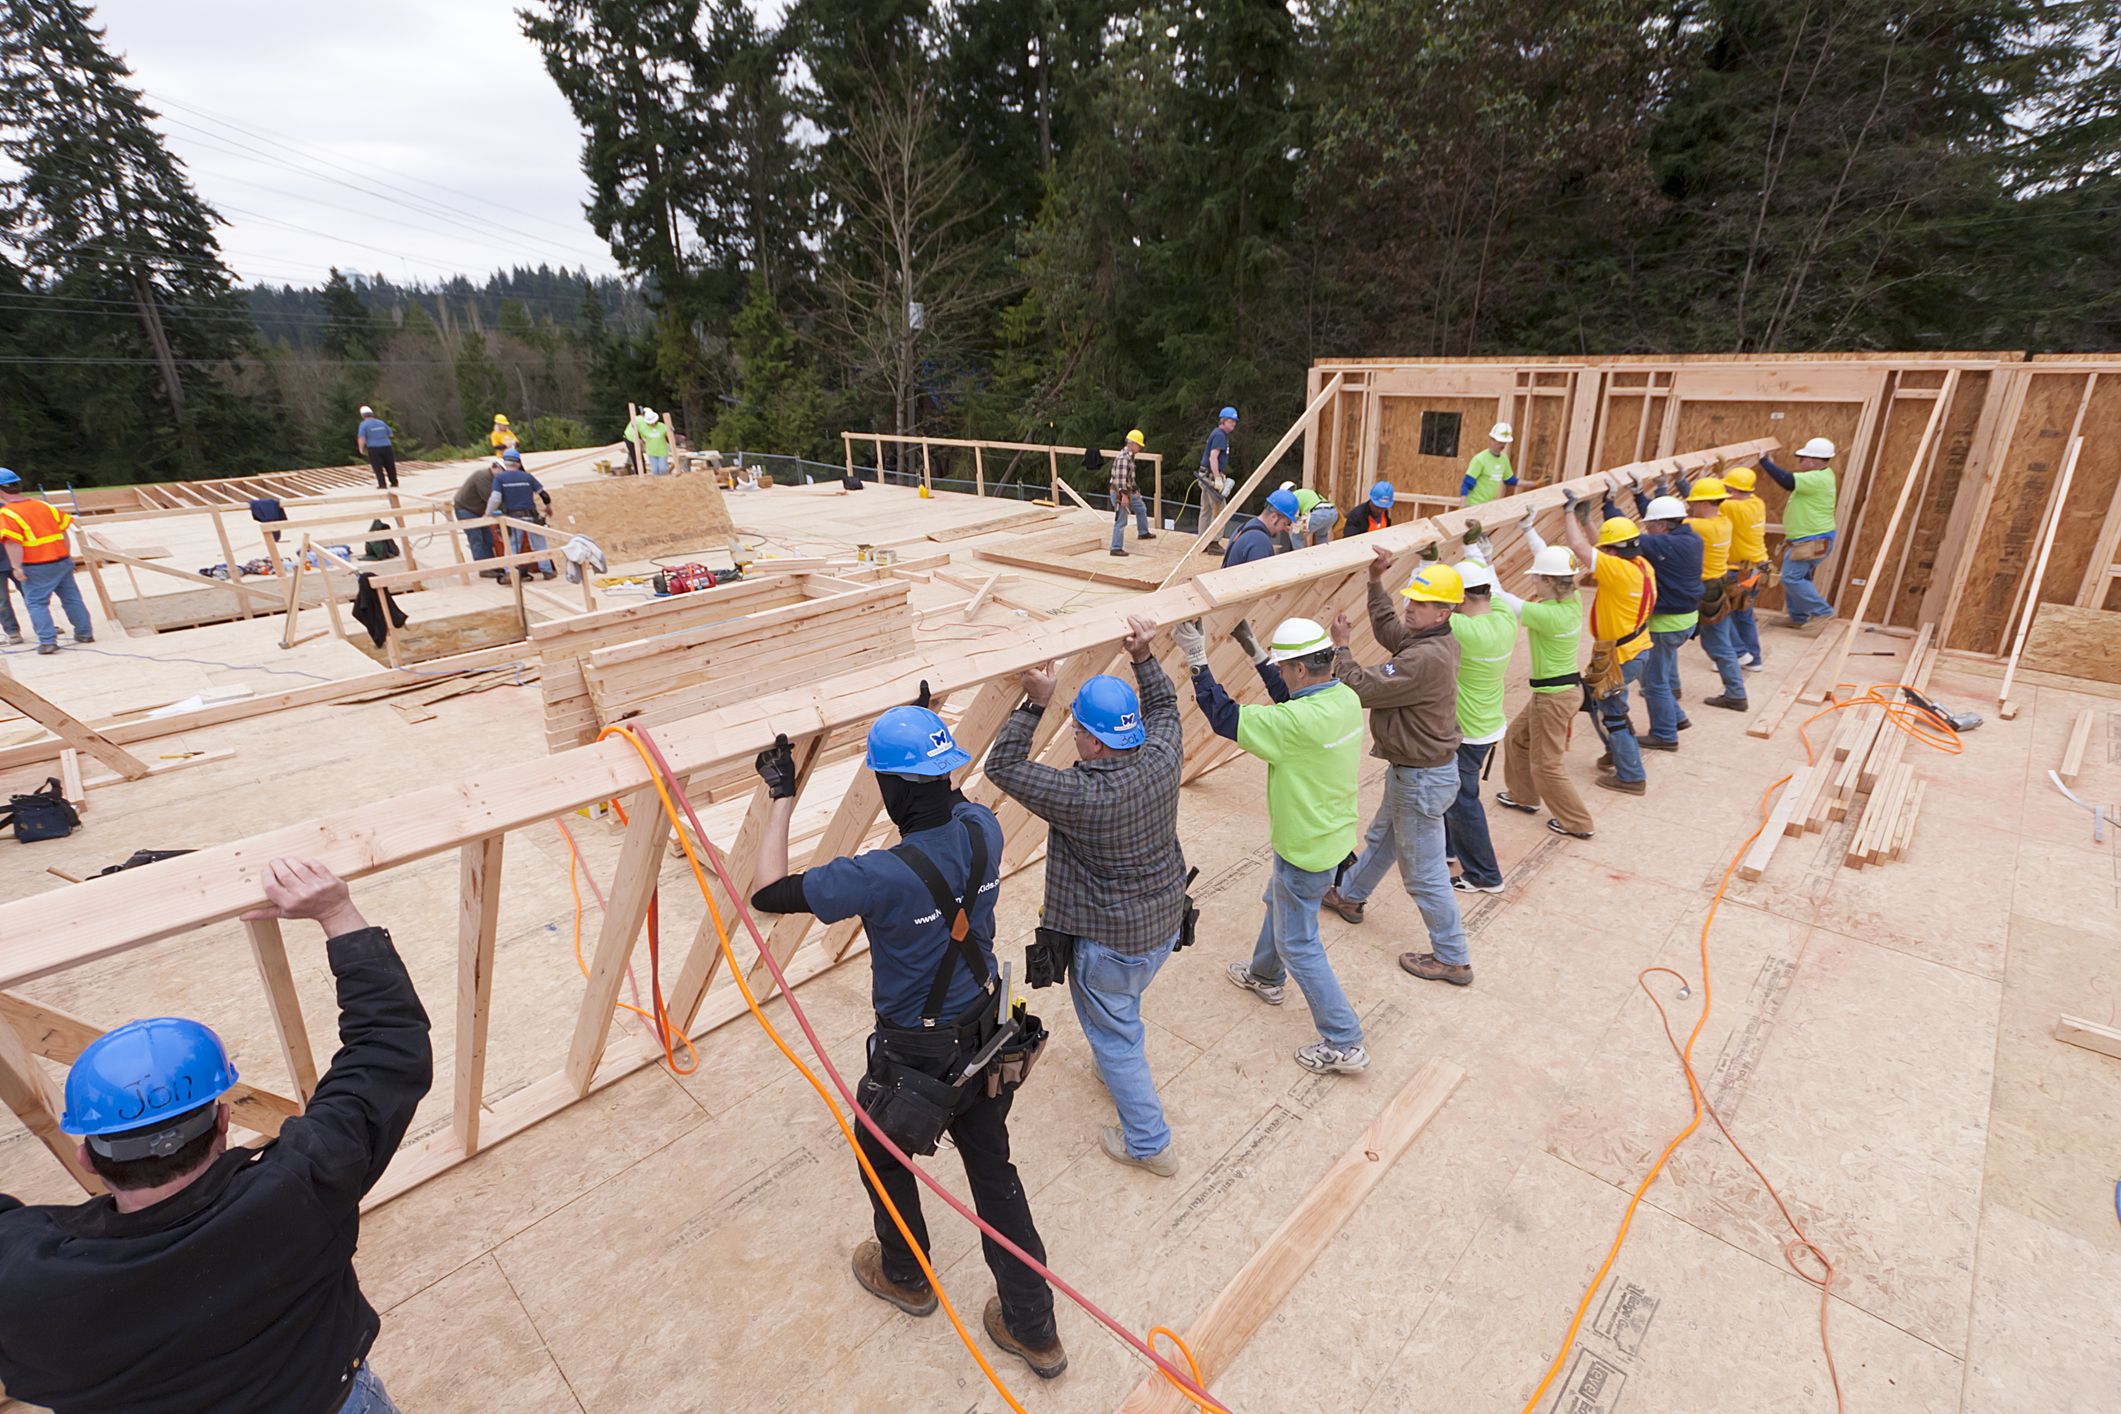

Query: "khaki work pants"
left=1503, top=689, right=1595, bottom=836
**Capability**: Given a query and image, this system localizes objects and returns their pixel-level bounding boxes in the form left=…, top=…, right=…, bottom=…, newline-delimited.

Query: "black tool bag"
left=2, top=779, right=79, bottom=842
left=1025, top=926, right=1075, bottom=988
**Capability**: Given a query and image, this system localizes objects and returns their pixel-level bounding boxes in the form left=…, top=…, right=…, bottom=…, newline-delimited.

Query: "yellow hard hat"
left=1686, top=477, right=1728, bottom=502
left=1597, top=516, right=1641, bottom=547
left=493, top=414, right=510, bottom=425
left=1401, top=562, right=1466, bottom=605
left=1722, top=466, right=1756, bottom=492
left=1126, top=428, right=1145, bottom=446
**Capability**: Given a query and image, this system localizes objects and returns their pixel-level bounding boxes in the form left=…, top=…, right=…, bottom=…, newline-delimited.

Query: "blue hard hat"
left=0, top=467, right=20, bottom=487
left=60, top=1017, right=239, bottom=1139
left=1265, top=488, right=1301, bottom=519
left=1218, top=406, right=1239, bottom=422
left=866, top=705, right=970, bottom=777
left=1369, top=481, right=1394, bottom=508
left=500, top=447, right=523, bottom=464
left=1070, top=674, right=1145, bottom=749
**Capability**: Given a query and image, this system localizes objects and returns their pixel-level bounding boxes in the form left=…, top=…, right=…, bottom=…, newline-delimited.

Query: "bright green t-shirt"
left=625, top=418, right=673, bottom=457
left=1465, top=449, right=1513, bottom=506
left=1784, top=466, right=1837, bottom=540
left=1236, top=681, right=1364, bottom=872
left=1647, top=609, right=1699, bottom=633
left=1294, top=489, right=1321, bottom=516
left=1518, top=595, right=1584, bottom=693
left=1448, top=606, right=1518, bottom=742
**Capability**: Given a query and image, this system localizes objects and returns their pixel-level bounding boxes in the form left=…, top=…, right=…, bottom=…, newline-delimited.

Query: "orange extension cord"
left=586, top=724, right=1232, bottom=1414
left=1518, top=682, right=1962, bottom=1413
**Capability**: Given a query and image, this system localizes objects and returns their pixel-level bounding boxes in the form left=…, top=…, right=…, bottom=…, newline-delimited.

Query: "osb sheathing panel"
left=1375, top=394, right=1502, bottom=498
left=1519, top=392, right=1569, bottom=485
left=2037, top=376, right=2121, bottom=608
left=1832, top=383, right=1987, bottom=629
left=1948, top=372, right=2088, bottom=654
left=1596, top=392, right=1667, bottom=467
left=1886, top=370, right=1992, bottom=628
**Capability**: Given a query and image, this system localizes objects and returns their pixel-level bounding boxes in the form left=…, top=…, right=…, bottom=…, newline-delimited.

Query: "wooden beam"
left=453, top=835, right=504, bottom=1154
left=244, top=919, right=320, bottom=1103
left=2055, top=1015, right=2121, bottom=1060
left=2060, top=708, right=2096, bottom=787
left=1116, top=1057, right=1465, bottom=1413
left=1998, top=435, right=2086, bottom=706
left=1745, top=624, right=1841, bottom=740
left=0, top=673, right=152, bottom=779
left=1739, top=766, right=1811, bottom=881
left=564, top=787, right=670, bottom=1094
left=0, top=1007, right=103, bottom=1192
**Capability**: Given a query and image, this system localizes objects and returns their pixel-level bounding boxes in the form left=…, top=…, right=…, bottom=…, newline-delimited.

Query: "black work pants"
left=858, top=1082, right=1056, bottom=1345
left=366, top=446, right=399, bottom=488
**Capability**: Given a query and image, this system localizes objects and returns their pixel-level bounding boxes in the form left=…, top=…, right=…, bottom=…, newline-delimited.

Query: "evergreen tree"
left=454, top=331, right=508, bottom=442
left=711, top=275, right=828, bottom=458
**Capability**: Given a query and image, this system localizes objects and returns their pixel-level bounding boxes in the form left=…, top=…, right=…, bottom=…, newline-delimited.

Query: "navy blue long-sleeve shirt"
left=1756, top=455, right=1797, bottom=492
left=1191, top=657, right=1290, bottom=739
left=1221, top=517, right=1279, bottom=569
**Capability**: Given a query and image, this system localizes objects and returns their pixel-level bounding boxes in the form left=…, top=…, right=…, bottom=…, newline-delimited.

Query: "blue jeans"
left=456, top=507, right=496, bottom=564
left=1698, top=615, right=1746, bottom=699
left=1109, top=496, right=1151, bottom=550
left=1640, top=628, right=1692, bottom=743
left=647, top=454, right=670, bottom=475
left=1781, top=537, right=1835, bottom=623
left=340, top=1363, right=400, bottom=1413
left=1340, top=762, right=1469, bottom=965
left=0, top=572, right=19, bottom=636
left=1248, top=855, right=1364, bottom=1047
left=505, top=521, right=555, bottom=575
left=1444, top=741, right=1501, bottom=889
left=1595, top=658, right=1648, bottom=783
left=20, top=558, right=91, bottom=646
left=1731, top=581, right=1762, bottom=662
left=1070, top=933, right=1177, bottom=1157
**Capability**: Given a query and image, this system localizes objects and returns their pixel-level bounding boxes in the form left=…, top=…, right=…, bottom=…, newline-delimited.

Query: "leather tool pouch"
left=858, top=1037, right=965, bottom=1157
left=1790, top=537, right=1830, bottom=562
left=984, top=1009, right=1049, bottom=1100
left=1584, top=640, right=1624, bottom=699
left=1025, top=927, right=1076, bottom=989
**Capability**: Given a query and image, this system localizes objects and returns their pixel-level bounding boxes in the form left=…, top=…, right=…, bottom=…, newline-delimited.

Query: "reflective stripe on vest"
left=0, top=500, right=72, bottom=563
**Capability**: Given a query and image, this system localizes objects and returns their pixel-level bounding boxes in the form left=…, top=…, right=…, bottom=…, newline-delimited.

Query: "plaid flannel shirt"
left=986, top=654, right=1187, bottom=954
left=1109, top=445, right=1138, bottom=502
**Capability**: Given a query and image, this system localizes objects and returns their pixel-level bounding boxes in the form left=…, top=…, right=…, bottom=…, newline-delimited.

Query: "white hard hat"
left=1797, top=437, right=1836, bottom=460
left=1267, top=617, right=1332, bottom=663
left=1643, top=495, right=1686, bottom=522
left=1453, top=560, right=1498, bottom=593
left=1489, top=422, right=1514, bottom=443
left=1530, top=545, right=1577, bottom=577
left=642, top=408, right=659, bottom=424
left=358, top=405, right=374, bottom=417
left=1278, top=480, right=1296, bottom=492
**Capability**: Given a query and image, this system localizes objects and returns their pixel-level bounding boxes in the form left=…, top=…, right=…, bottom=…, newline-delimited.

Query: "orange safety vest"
left=0, top=498, right=74, bottom=564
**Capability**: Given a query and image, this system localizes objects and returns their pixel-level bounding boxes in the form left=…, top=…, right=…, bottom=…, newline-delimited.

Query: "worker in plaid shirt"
left=986, top=613, right=1189, bottom=1176
left=1107, top=430, right=1157, bottom=556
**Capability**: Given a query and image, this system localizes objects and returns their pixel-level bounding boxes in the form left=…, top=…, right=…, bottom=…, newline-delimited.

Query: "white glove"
left=1172, top=620, right=1209, bottom=670
left=1231, top=619, right=1267, bottom=665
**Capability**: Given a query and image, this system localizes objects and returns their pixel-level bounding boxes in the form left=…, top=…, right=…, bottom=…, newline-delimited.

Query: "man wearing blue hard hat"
left=0, top=858, right=432, bottom=1413
left=0, top=466, right=95, bottom=655
left=1223, top=484, right=1298, bottom=571
left=1344, top=481, right=1395, bottom=537
left=988, top=614, right=1189, bottom=1177
left=1197, top=407, right=1239, bottom=553
left=750, top=702, right=1063, bottom=1379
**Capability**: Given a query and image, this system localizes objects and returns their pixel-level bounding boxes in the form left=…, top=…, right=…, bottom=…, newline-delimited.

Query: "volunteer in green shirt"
left=1494, top=538, right=1598, bottom=840
left=1445, top=542, right=1521, bottom=893
left=1757, top=435, right=1839, bottom=626
left=1173, top=615, right=1370, bottom=1075
left=1460, top=421, right=1518, bottom=506
left=1274, top=485, right=1340, bottom=551
left=624, top=407, right=675, bottom=475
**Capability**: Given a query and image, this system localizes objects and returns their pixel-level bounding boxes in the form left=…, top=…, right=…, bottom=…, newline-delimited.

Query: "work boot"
left=1109, top=547, right=1129, bottom=557
left=1703, top=694, right=1748, bottom=711
left=1400, top=952, right=1473, bottom=986
left=1494, top=791, right=1539, bottom=815
left=73, top=631, right=93, bottom=643
left=1101, top=1125, right=1178, bottom=1177
left=984, top=1298, right=1068, bottom=1379
left=851, top=1239, right=937, bottom=1318
left=36, top=643, right=57, bottom=655
left=1295, top=1039, right=1371, bottom=1074
left=1320, top=886, right=1365, bottom=924
left=1596, top=752, right=1613, bottom=768
left=3, top=632, right=20, bottom=645
left=1676, top=717, right=1693, bottom=731
left=1139, top=530, right=1157, bottom=540
left=1641, top=737, right=1679, bottom=752
left=1595, top=772, right=1646, bottom=796
left=1207, top=541, right=1226, bottom=555
left=1225, top=962, right=1285, bottom=1006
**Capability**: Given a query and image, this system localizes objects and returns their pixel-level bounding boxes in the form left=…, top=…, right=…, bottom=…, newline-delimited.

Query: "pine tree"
left=454, top=331, right=508, bottom=442
left=711, top=275, right=828, bottom=457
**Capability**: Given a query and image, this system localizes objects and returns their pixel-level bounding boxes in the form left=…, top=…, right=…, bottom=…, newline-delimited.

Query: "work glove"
left=1231, top=619, right=1268, bottom=665
left=754, top=733, right=798, bottom=800
left=910, top=679, right=932, bottom=710
left=1418, top=542, right=1440, bottom=564
left=1172, top=620, right=1210, bottom=671
left=1462, top=519, right=1484, bottom=547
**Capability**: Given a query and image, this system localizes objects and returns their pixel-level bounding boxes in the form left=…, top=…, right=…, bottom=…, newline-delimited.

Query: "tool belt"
left=1583, top=621, right=1648, bottom=701
left=1697, top=570, right=1740, bottom=626
left=1529, top=671, right=1582, bottom=690
left=1025, top=868, right=1201, bottom=988
left=1788, top=535, right=1831, bottom=563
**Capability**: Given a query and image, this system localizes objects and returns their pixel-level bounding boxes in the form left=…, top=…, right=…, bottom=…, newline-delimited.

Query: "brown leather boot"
left=1595, top=772, right=1647, bottom=796
left=852, top=1239, right=936, bottom=1317
left=1321, top=886, right=1365, bottom=924
left=984, top=1297, right=1068, bottom=1379
left=1400, top=951, right=1473, bottom=986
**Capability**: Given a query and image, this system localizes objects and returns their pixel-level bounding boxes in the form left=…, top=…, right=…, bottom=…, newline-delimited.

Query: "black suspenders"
left=891, top=820, right=996, bottom=1027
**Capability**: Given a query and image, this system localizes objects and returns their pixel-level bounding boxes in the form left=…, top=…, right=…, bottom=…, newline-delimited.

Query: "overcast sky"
left=96, top=0, right=626, bottom=289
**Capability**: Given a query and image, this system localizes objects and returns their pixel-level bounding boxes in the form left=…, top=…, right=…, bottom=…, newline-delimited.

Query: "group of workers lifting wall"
left=0, top=408, right=1846, bottom=1411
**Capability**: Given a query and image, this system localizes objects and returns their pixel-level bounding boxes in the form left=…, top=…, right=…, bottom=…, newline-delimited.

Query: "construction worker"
left=1198, top=407, right=1238, bottom=553
left=1279, top=487, right=1338, bottom=549
left=1461, top=422, right=1517, bottom=506
left=1621, top=486, right=1701, bottom=750
left=355, top=405, right=397, bottom=489
left=987, top=615, right=1186, bottom=1176
left=1223, top=486, right=1299, bottom=570
left=1107, top=431, right=1157, bottom=556
left=1495, top=531, right=1597, bottom=839
left=1442, top=529, right=1518, bottom=893
left=451, top=460, right=503, bottom=577
left=1174, top=614, right=1369, bottom=1073
left=1558, top=499, right=1657, bottom=796
left=750, top=708, right=1064, bottom=1380
left=487, top=413, right=517, bottom=454
left=1757, top=436, right=1839, bottom=627
left=0, top=469, right=93, bottom=656
left=0, top=858, right=433, bottom=1413
left=1721, top=465, right=1769, bottom=669
left=0, top=552, right=20, bottom=646
left=485, top=449, right=556, bottom=579
left=1318, top=552, right=1474, bottom=985
left=1685, top=477, right=1747, bottom=710
left=624, top=407, right=673, bottom=475
left=1344, top=482, right=1394, bottom=536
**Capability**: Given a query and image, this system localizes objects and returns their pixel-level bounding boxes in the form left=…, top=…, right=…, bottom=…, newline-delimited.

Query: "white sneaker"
left=1741, top=656, right=1764, bottom=673
left=1225, top=963, right=1285, bottom=1006
left=1101, top=1126, right=1178, bottom=1177
left=1295, top=1040, right=1370, bottom=1074
left=1451, top=877, right=1504, bottom=895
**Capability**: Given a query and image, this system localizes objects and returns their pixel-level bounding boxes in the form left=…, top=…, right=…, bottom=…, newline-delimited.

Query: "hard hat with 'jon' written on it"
left=1722, top=466, right=1757, bottom=492
left=1402, top=563, right=1466, bottom=604
left=1489, top=422, right=1514, bottom=444
left=1643, top=496, right=1686, bottom=522
left=1265, top=488, right=1301, bottom=520
left=1530, top=544, right=1577, bottom=577
left=866, top=706, right=970, bottom=777
left=1597, top=516, right=1641, bottom=547
left=1267, top=617, right=1332, bottom=663
left=1687, top=477, right=1728, bottom=502
left=1453, top=560, right=1497, bottom=594
left=60, top=1017, right=239, bottom=1156
left=1797, top=437, right=1836, bottom=460
left=1071, top=675, right=1145, bottom=749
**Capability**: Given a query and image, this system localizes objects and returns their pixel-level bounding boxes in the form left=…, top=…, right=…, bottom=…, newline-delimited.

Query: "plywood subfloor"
left=974, top=521, right=1215, bottom=592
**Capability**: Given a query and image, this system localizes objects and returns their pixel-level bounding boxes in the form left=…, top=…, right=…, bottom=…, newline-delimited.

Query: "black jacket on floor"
left=0, top=927, right=433, bottom=1413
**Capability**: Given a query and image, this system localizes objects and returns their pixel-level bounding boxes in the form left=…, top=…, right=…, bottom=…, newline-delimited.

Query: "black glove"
left=755, top=733, right=797, bottom=799
left=911, top=679, right=931, bottom=710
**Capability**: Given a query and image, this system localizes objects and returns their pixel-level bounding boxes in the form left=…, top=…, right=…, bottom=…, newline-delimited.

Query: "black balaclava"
left=877, top=771, right=963, bottom=836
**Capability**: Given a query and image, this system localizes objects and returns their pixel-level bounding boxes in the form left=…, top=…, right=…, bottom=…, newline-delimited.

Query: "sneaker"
left=36, top=643, right=57, bottom=655
left=852, top=1239, right=937, bottom=1317
left=1296, top=1039, right=1371, bottom=1074
left=1400, top=952, right=1473, bottom=986
left=1101, top=1125, right=1178, bottom=1177
left=1547, top=819, right=1594, bottom=839
left=1320, top=886, right=1365, bottom=924
left=1226, top=963, right=1285, bottom=1006
left=1494, top=791, right=1539, bottom=814
left=3, top=632, right=20, bottom=645
left=1641, top=737, right=1679, bottom=752
left=1703, top=693, right=1748, bottom=711
left=984, top=1297, right=1068, bottom=1380
left=1452, top=876, right=1504, bottom=894
left=1741, top=656, right=1764, bottom=673
left=1596, top=773, right=1646, bottom=796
